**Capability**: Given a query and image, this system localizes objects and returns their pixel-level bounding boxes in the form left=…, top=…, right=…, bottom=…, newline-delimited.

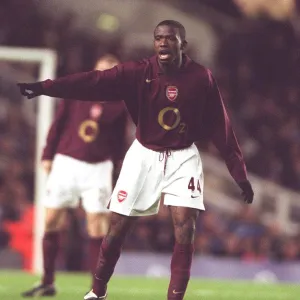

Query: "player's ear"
left=181, top=40, right=188, bottom=51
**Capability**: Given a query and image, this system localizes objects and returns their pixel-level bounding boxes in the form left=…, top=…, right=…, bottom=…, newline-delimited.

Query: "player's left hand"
left=17, top=82, right=43, bottom=99
left=237, top=180, right=254, bottom=204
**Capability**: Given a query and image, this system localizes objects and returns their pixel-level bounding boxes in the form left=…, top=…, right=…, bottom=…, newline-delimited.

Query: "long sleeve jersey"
left=40, top=55, right=248, bottom=183
left=42, top=100, right=128, bottom=163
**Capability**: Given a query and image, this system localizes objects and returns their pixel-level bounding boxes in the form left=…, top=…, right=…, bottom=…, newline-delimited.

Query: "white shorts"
left=44, top=154, right=113, bottom=213
left=109, top=140, right=204, bottom=216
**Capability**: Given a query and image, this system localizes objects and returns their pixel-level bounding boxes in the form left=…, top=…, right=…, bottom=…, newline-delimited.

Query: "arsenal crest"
left=117, top=190, right=128, bottom=202
left=166, top=86, right=178, bottom=102
left=90, top=104, right=103, bottom=120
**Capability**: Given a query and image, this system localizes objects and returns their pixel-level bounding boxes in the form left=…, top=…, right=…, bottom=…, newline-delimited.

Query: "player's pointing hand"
left=17, top=82, right=43, bottom=99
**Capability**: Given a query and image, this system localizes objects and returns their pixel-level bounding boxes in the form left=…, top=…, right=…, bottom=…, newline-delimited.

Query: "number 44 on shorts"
left=188, top=177, right=201, bottom=192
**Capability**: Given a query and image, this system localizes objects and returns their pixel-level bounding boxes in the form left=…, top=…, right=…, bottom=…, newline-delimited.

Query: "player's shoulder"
left=188, top=58, right=211, bottom=76
left=187, top=58, right=212, bottom=85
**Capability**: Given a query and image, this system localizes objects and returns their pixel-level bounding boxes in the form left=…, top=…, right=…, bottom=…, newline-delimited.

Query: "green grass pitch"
left=0, top=271, right=299, bottom=300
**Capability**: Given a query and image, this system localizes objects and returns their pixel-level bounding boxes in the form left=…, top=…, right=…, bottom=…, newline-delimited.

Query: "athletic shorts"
left=44, top=154, right=113, bottom=213
left=109, top=139, right=204, bottom=216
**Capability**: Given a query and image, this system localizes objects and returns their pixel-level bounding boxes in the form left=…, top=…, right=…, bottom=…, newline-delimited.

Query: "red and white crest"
left=90, top=104, right=103, bottom=120
left=117, top=190, right=127, bottom=203
left=166, top=86, right=178, bottom=102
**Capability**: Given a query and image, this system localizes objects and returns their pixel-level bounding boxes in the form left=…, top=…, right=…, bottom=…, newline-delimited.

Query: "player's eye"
left=168, top=36, right=177, bottom=41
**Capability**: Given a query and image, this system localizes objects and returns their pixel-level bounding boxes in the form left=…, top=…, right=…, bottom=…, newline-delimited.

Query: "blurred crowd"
left=0, top=0, right=300, bottom=269
left=215, top=18, right=300, bottom=191
left=126, top=204, right=300, bottom=262
left=59, top=202, right=300, bottom=272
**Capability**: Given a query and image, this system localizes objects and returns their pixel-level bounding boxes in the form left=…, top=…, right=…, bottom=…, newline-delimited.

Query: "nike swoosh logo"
left=173, top=289, right=184, bottom=294
left=191, top=195, right=199, bottom=198
left=145, top=78, right=157, bottom=83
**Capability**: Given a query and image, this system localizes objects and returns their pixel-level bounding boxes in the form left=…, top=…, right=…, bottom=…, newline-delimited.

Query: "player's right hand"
left=17, top=82, right=43, bottom=99
left=42, top=160, right=53, bottom=174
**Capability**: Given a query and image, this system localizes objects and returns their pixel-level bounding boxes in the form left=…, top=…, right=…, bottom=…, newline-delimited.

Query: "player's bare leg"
left=87, top=212, right=109, bottom=237
left=22, top=208, right=66, bottom=297
left=86, top=212, right=109, bottom=275
left=85, top=212, right=137, bottom=299
left=167, top=206, right=199, bottom=300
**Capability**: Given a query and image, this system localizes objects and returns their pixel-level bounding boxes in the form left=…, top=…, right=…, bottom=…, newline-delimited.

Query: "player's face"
left=94, top=60, right=118, bottom=71
left=154, top=25, right=183, bottom=66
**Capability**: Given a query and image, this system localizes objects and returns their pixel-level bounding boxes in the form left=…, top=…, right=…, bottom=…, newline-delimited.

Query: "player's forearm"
left=224, top=152, right=248, bottom=183
left=18, top=64, right=130, bottom=101
left=41, top=71, right=102, bottom=100
left=42, top=101, right=66, bottom=160
left=213, top=129, right=248, bottom=183
left=41, top=146, right=56, bottom=160
left=42, top=131, right=61, bottom=160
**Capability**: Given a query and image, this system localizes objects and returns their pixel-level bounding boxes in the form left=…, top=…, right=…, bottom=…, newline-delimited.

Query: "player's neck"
left=158, top=55, right=182, bottom=75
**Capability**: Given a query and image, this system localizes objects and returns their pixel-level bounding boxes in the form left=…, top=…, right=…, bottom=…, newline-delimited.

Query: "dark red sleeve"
left=112, top=109, right=129, bottom=162
left=205, top=70, right=248, bottom=183
left=41, top=100, right=68, bottom=160
left=41, top=63, right=136, bottom=102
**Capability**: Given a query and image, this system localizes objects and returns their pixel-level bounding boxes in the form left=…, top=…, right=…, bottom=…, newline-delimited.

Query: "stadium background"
left=0, top=0, right=300, bottom=287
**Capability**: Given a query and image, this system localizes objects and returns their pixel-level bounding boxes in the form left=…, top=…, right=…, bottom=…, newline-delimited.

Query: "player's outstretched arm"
left=205, top=70, right=254, bottom=204
left=18, top=64, right=134, bottom=101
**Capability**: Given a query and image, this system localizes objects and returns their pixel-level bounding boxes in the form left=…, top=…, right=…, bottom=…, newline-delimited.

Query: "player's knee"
left=173, top=219, right=196, bottom=244
left=44, top=208, right=65, bottom=232
left=86, top=213, right=109, bottom=237
left=108, top=212, right=138, bottom=237
left=44, top=218, right=61, bottom=232
left=171, top=207, right=199, bottom=244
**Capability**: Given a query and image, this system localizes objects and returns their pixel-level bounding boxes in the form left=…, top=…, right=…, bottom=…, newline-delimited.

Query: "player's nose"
left=159, top=38, right=168, bottom=46
left=159, top=44, right=170, bottom=52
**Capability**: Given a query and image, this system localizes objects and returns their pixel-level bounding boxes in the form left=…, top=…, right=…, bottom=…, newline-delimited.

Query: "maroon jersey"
left=42, top=100, right=128, bottom=163
left=41, top=54, right=247, bottom=182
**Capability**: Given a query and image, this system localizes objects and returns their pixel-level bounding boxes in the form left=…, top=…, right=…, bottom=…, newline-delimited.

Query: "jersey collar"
left=150, top=54, right=192, bottom=75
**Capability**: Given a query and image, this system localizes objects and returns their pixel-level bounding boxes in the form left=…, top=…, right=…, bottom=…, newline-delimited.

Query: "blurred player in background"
left=21, top=54, right=130, bottom=297
left=19, top=20, right=254, bottom=300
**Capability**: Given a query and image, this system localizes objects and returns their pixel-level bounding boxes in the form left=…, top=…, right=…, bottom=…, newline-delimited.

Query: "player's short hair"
left=155, top=20, right=186, bottom=40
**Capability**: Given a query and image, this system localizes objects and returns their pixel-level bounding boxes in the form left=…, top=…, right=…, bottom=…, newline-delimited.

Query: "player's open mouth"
left=159, top=50, right=172, bottom=60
